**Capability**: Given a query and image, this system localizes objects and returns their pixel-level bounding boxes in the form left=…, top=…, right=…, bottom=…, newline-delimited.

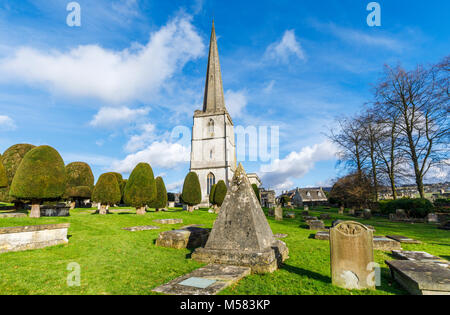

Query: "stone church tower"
left=190, top=22, right=237, bottom=206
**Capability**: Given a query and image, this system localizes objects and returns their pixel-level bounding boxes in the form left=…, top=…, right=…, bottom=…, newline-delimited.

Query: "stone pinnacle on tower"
left=202, top=21, right=227, bottom=113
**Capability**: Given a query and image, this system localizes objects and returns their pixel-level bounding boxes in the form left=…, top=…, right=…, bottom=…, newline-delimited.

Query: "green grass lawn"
left=0, top=206, right=448, bottom=295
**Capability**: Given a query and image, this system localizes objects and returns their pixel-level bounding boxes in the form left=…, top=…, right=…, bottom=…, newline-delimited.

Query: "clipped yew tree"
left=65, top=162, right=94, bottom=209
left=214, top=180, right=227, bottom=208
left=0, top=156, right=7, bottom=188
left=252, top=184, right=261, bottom=204
left=9, top=145, right=66, bottom=218
left=152, top=176, right=168, bottom=212
left=91, top=173, right=121, bottom=214
left=181, top=172, right=201, bottom=212
left=0, top=143, right=35, bottom=203
left=123, top=163, right=156, bottom=215
left=209, top=183, right=217, bottom=206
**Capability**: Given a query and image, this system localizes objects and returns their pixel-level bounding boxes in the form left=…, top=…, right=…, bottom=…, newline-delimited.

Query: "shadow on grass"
left=282, top=264, right=331, bottom=284
left=441, top=256, right=450, bottom=261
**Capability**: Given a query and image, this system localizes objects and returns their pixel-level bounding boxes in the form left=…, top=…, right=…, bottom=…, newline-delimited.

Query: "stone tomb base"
left=307, top=220, right=326, bottom=230
left=122, top=225, right=160, bottom=232
left=386, top=235, right=421, bottom=244
left=192, top=240, right=289, bottom=274
left=152, top=264, right=251, bottom=295
left=153, top=219, right=183, bottom=225
left=373, top=236, right=402, bottom=251
left=0, top=213, right=27, bottom=218
left=392, top=250, right=444, bottom=262
left=386, top=260, right=450, bottom=295
left=156, top=227, right=210, bottom=249
left=40, top=205, right=70, bottom=217
left=0, top=223, right=70, bottom=253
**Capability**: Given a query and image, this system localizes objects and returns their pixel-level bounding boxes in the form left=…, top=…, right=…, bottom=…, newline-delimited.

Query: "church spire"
left=202, top=21, right=226, bottom=113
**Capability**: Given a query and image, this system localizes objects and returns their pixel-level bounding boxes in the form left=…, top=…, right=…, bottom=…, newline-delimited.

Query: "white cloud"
left=0, top=115, right=16, bottom=130
left=111, top=141, right=190, bottom=173
left=312, top=21, right=404, bottom=52
left=89, top=106, right=150, bottom=128
left=263, top=80, right=276, bottom=94
left=259, top=141, right=337, bottom=191
left=62, top=152, right=116, bottom=168
left=225, top=89, right=247, bottom=117
left=0, top=115, right=16, bottom=131
left=0, top=14, right=205, bottom=103
left=124, top=123, right=156, bottom=153
left=265, top=30, right=306, bottom=63
left=166, top=180, right=184, bottom=192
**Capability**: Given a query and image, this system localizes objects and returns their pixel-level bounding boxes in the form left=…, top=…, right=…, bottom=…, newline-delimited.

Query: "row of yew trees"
left=0, top=144, right=228, bottom=217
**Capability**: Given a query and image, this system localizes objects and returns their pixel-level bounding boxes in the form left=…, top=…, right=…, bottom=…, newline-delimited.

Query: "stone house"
left=290, top=187, right=328, bottom=207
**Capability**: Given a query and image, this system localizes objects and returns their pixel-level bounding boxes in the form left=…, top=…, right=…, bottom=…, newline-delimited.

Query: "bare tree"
left=329, top=116, right=368, bottom=179
left=358, top=111, right=383, bottom=201
left=375, top=62, right=449, bottom=198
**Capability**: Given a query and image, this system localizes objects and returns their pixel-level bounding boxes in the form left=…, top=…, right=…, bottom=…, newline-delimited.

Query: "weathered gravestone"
left=40, top=204, right=70, bottom=217
left=153, top=219, right=183, bottom=225
left=303, top=216, right=317, bottom=222
left=315, top=231, right=330, bottom=240
left=0, top=213, right=27, bottom=218
left=267, top=208, right=275, bottom=217
left=348, top=209, right=355, bottom=216
left=274, top=205, right=283, bottom=221
left=330, top=221, right=375, bottom=290
left=385, top=260, right=450, bottom=295
left=304, top=205, right=309, bottom=211
left=152, top=264, right=251, bottom=295
left=427, top=213, right=439, bottom=224
left=284, top=212, right=295, bottom=219
left=192, top=164, right=289, bottom=274
left=386, top=235, right=421, bottom=244
left=338, top=205, right=344, bottom=214
left=122, top=225, right=160, bottom=232
left=0, top=223, right=70, bottom=253
left=156, top=227, right=210, bottom=249
left=308, top=220, right=325, bottom=230
left=361, top=209, right=372, bottom=219
left=373, top=236, right=401, bottom=251
left=391, top=250, right=443, bottom=261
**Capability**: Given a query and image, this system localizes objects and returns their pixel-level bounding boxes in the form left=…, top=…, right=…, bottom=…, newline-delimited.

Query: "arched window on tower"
left=207, top=173, right=215, bottom=195
left=208, top=119, right=214, bottom=135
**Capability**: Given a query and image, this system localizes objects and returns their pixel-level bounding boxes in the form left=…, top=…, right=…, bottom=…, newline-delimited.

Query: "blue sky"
left=0, top=0, right=449, bottom=192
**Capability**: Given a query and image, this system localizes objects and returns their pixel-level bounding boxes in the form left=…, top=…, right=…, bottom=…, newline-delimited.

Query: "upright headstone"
left=192, top=164, right=289, bottom=273
left=304, top=205, right=309, bottom=211
left=274, top=205, right=283, bottom=221
left=348, top=208, right=355, bottom=216
left=426, top=213, right=438, bottom=224
left=396, top=209, right=407, bottom=219
left=339, top=205, right=344, bottom=214
left=330, top=221, right=375, bottom=290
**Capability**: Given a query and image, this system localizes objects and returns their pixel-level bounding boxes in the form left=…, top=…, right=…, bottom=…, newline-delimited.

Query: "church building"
left=190, top=22, right=237, bottom=206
